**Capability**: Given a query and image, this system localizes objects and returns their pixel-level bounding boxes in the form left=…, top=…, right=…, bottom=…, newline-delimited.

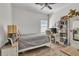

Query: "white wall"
left=0, top=3, right=12, bottom=47
left=0, top=3, right=48, bottom=48
left=49, top=4, right=79, bottom=49
left=12, top=7, right=48, bottom=34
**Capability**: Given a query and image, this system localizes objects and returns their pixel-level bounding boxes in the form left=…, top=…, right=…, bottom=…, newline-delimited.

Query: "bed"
left=18, top=34, right=50, bottom=53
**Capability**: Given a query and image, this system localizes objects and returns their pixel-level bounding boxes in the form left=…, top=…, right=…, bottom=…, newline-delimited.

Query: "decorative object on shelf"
left=61, top=15, right=69, bottom=20
left=61, top=9, right=79, bottom=20
left=64, top=38, right=68, bottom=45
left=75, top=11, right=79, bottom=16
left=68, top=9, right=76, bottom=17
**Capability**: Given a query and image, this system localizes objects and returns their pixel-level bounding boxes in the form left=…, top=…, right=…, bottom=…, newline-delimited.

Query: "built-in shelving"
left=58, top=19, right=68, bottom=46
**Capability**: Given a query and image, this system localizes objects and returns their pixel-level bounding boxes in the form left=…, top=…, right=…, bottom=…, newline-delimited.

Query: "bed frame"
left=18, top=34, right=52, bottom=53
left=18, top=42, right=51, bottom=53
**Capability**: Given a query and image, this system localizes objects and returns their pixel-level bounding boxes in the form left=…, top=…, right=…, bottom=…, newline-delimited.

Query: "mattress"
left=18, top=34, right=49, bottom=50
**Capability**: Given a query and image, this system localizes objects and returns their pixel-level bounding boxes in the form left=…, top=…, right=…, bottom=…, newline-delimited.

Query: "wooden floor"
left=19, top=43, right=68, bottom=56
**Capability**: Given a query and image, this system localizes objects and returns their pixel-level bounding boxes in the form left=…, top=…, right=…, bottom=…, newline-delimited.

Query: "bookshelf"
left=58, top=19, right=68, bottom=46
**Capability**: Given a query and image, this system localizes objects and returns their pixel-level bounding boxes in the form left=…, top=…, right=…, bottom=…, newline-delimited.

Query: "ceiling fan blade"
left=35, top=3, right=44, bottom=6
left=41, top=6, right=45, bottom=10
left=48, top=3, right=56, bottom=5
left=48, top=6, right=52, bottom=9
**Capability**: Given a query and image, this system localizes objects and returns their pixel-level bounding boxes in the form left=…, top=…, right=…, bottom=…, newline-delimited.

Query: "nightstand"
left=1, top=42, right=18, bottom=56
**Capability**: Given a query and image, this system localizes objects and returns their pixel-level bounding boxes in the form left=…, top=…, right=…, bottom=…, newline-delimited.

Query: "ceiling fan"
left=35, top=3, right=55, bottom=10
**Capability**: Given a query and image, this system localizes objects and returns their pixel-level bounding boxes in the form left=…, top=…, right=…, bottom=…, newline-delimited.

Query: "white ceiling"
left=12, top=3, right=72, bottom=15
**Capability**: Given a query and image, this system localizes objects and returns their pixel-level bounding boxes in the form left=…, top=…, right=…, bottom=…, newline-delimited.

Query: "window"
left=40, top=20, right=48, bottom=34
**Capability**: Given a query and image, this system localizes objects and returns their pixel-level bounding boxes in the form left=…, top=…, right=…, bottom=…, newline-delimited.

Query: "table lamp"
left=7, top=25, right=17, bottom=46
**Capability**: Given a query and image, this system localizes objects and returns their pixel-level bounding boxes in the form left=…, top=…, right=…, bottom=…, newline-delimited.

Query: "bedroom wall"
left=49, top=3, right=79, bottom=49
left=12, top=6, right=48, bottom=34
left=0, top=3, right=12, bottom=47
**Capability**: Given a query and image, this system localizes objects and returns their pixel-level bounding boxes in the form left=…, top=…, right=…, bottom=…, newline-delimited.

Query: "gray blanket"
left=18, top=34, right=49, bottom=50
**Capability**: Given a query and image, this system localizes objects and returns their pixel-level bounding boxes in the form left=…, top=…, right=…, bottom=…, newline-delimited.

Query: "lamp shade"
left=8, top=25, right=17, bottom=33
